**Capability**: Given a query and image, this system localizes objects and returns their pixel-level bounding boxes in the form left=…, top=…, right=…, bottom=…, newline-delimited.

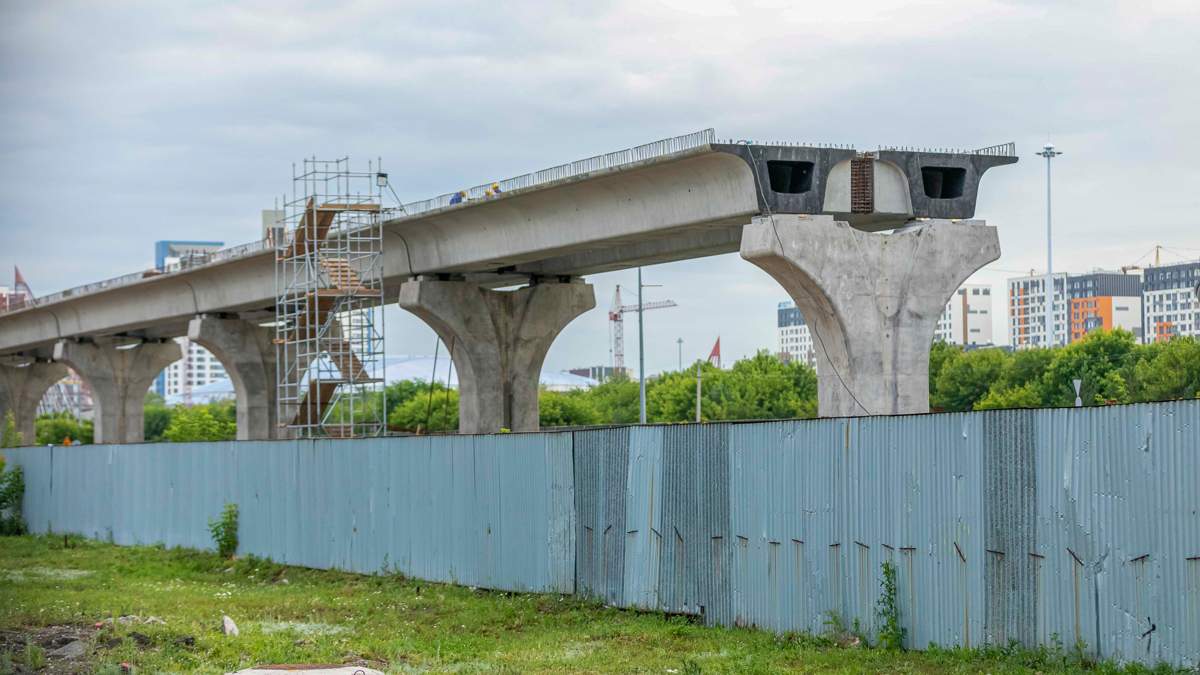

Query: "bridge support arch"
left=53, top=340, right=182, bottom=444
left=187, top=316, right=279, bottom=441
left=0, top=360, right=68, bottom=446
left=399, top=278, right=595, bottom=434
left=741, top=214, right=999, bottom=417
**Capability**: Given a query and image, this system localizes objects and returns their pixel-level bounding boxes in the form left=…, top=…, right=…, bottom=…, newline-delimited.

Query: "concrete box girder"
left=0, top=142, right=1013, bottom=358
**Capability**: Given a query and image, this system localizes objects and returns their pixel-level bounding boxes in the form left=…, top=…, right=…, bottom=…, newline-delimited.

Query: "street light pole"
left=676, top=337, right=683, bottom=371
left=1036, top=143, right=1063, bottom=347
left=637, top=267, right=647, bottom=424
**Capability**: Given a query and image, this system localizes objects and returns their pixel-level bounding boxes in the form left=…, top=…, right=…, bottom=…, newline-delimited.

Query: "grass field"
left=0, top=535, right=1181, bottom=673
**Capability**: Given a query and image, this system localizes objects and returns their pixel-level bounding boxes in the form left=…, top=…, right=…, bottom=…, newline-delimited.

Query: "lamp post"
left=1036, top=143, right=1063, bottom=347
left=676, top=337, right=683, bottom=371
left=637, top=268, right=646, bottom=423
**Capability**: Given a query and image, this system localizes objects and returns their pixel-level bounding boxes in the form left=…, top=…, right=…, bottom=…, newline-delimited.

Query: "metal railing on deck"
left=396, top=128, right=716, bottom=216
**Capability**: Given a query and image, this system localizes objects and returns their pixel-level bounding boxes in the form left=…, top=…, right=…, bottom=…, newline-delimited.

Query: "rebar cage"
left=275, top=158, right=386, bottom=438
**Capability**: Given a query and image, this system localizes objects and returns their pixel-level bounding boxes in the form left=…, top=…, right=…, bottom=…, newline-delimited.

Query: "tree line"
left=23, top=329, right=1200, bottom=443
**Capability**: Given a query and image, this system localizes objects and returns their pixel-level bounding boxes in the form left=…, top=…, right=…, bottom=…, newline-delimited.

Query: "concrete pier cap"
left=0, top=360, right=68, bottom=445
left=52, top=339, right=182, bottom=443
left=187, top=316, right=278, bottom=440
left=398, top=277, right=595, bottom=434
left=740, top=214, right=1000, bottom=417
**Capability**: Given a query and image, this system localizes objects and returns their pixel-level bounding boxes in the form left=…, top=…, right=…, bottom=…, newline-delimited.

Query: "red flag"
left=13, top=266, right=32, bottom=297
left=707, top=336, right=721, bottom=368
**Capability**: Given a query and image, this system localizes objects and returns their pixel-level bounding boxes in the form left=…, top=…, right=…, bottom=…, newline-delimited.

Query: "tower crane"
left=608, top=284, right=676, bottom=374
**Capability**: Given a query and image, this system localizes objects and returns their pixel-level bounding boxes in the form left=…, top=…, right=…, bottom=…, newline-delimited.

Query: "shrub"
left=1, top=411, right=22, bottom=448
left=165, top=406, right=236, bottom=442
left=875, top=559, right=905, bottom=650
left=209, top=502, right=239, bottom=558
left=0, top=463, right=27, bottom=535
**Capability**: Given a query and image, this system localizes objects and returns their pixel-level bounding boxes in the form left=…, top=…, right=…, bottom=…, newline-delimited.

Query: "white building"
left=777, top=301, right=816, bottom=367
left=1142, top=260, right=1200, bottom=342
left=158, top=338, right=227, bottom=402
left=1008, top=273, right=1069, bottom=349
left=934, top=283, right=993, bottom=346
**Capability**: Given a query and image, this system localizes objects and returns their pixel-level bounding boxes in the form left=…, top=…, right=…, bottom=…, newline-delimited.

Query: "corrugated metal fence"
left=5, top=401, right=1197, bottom=667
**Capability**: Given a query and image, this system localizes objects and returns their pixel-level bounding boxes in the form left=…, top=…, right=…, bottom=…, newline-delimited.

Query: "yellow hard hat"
left=492, top=182, right=500, bottom=189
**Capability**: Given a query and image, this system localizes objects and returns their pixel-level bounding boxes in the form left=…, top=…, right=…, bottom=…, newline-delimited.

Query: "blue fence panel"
left=3, top=401, right=1196, bottom=667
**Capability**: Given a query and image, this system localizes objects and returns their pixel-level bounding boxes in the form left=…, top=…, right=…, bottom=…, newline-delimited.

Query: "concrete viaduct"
left=0, top=133, right=1016, bottom=442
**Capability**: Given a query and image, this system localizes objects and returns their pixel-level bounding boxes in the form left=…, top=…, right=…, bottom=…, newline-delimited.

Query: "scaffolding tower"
left=275, top=158, right=386, bottom=438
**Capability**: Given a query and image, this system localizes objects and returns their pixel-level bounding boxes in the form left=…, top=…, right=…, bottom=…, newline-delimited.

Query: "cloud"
left=2, top=0, right=1198, bottom=373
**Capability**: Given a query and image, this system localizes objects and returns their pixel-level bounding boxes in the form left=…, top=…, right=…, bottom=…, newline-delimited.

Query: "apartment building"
left=934, top=283, right=993, bottom=346
left=777, top=301, right=816, bottom=367
left=1066, top=272, right=1143, bottom=342
left=1008, top=273, right=1069, bottom=348
left=1142, top=260, right=1200, bottom=341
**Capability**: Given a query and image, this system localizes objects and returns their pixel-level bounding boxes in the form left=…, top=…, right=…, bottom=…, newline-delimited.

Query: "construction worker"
left=491, top=182, right=503, bottom=195
left=449, top=190, right=467, bottom=205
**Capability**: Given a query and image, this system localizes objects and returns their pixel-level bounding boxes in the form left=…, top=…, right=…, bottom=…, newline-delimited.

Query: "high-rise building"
left=152, top=241, right=226, bottom=399
left=934, top=283, right=993, bottom=346
left=1008, top=273, right=1069, bottom=349
left=1010, top=270, right=1146, bottom=348
left=159, top=338, right=228, bottom=401
left=1142, top=260, right=1200, bottom=342
left=1066, top=271, right=1142, bottom=342
left=777, top=301, right=816, bottom=367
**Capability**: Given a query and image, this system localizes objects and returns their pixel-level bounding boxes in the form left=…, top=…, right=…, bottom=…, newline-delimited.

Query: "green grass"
left=0, top=535, right=1181, bottom=673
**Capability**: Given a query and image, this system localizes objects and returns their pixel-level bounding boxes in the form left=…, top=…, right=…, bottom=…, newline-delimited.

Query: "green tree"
left=646, top=352, right=816, bottom=423
left=975, top=382, right=1043, bottom=410
left=388, top=384, right=458, bottom=433
left=163, top=406, right=236, bottom=442
left=34, top=413, right=93, bottom=445
left=586, top=374, right=640, bottom=424
left=1128, top=337, right=1200, bottom=402
left=713, top=352, right=816, bottom=421
left=928, top=341, right=962, bottom=399
left=646, top=364, right=711, bottom=422
left=1040, top=329, right=1138, bottom=406
left=539, top=389, right=602, bottom=428
left=384, top=379, right=427, bottom=417
left=1, top=411, right=22, bottom=448
left=998, top=348, right=1054, bottom=394
left=144, top=392, right=173, bottom=442
left=932, top=348, right=1007, bottom=412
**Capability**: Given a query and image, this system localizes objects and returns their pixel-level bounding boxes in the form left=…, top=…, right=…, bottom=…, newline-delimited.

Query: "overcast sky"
left=2, top=1, right=1198, bottom=375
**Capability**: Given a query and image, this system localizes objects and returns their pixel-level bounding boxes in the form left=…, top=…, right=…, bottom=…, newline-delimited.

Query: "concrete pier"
left=399, top=279, right=595, bottom=433
left=53, top=340, right=182, bottom=443
left=741, top=214, right=1000, bottom=416
left=187, top=316, right=278, bottom=440
left=0, top=361, right=67, bottom=445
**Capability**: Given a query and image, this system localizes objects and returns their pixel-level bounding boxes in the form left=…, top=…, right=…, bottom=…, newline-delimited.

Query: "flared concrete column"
left=0, top=361, right=67, bottom=446
left=188, top=316, right=278, bottom=440
left=741, top=215, right=999, bottom=416
left=399, top=279, right=595, bottom=434
left=53, top=340, right=182, bottom=443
